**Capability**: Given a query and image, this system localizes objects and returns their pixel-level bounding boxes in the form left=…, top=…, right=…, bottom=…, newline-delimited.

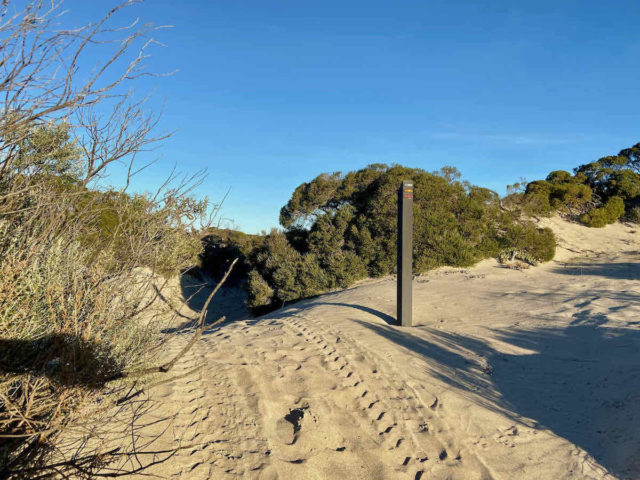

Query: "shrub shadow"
left=161, top=272, right=251, bottom=333
left=552, top=261, right=640, bottom=280
left=354, top=294, right=640, bottom=478
left=0, top=334, right=121, bottom=386
left=313, top=301, right=397, bottom=325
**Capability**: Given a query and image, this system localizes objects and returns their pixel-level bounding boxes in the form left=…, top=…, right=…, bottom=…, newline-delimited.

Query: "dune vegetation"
left=507, top=142, right=640, bottom=226
left=3, top=1, right=640, bottom=478
left=0, top=2, right=214, bottom=478
left=203, top=143, right=640, bottom=313
left=203, top=165, right=556, bottom=312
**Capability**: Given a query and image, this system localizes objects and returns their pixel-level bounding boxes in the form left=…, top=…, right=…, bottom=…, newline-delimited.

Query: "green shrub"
left=246, top=270, right=274, bottom=308
left=575, top=154, right=635, bottom=198
left=574, top=143, right=640, bottom=206
left=521, top=172, right=593, bottom=215
left=245, top=230, right=330, bottom=308
left=500, top=224, right=556, bottom=263
left=548, top=182, right=592, bottom=210
left=609, top=170, right=640, bottom=200
left=522, top=180, right=553, bottom=215
left=626, top=205, right=640, bottom=224
left=253, top=164, right=557, bottom=305
left=213, top=164, right=565, bottom=313
left=322, top=250, right=368, bottom=288
left=520, top=142, right=640, bottom=225
left=580, top=196, right=625, bottom=227
left=199, top=229, right=265, bottom=283
left=298, top=253, right=330, bottom=295
left=546, top=170, right=573, bottom=183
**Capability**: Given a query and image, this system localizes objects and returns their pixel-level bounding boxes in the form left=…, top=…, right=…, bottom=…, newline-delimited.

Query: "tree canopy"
left=237, top=164, right=555, bottom=310
left=514, top=141, right=640, bottom=227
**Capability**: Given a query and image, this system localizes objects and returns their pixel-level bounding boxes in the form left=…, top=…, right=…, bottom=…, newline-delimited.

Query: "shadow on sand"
left=350, top=264, right=640, bottom=478
left=552, top=261, right=640, bottom=280
left=313, top=301, right=397, bottom=325
left=158, top=273, right=251, bottom=334
left=0, top=334, right=122, bottom=386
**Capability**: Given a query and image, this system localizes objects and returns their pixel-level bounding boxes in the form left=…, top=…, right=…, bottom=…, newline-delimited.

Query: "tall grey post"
left=397, top=180, right=413, bottom=327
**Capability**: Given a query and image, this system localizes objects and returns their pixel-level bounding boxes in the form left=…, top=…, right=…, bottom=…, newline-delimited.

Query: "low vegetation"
left=4, top=1, right=639, bottom=476
left=579, top=196, right=625, bottom=228
left=508, top=142, right=640, bottom=227
left=205, top=142, right=640, bottom=313
left=202, top=165, right=556, bottom=312
left=0, top=2, right=213, bottom=478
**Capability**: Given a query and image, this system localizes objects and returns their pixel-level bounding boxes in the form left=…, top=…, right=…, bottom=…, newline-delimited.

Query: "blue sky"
left=62, top=0, right=639, bottom=233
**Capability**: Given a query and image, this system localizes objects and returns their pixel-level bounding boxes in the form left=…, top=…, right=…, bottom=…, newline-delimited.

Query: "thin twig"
left=108, top=258, right=238, bottom=381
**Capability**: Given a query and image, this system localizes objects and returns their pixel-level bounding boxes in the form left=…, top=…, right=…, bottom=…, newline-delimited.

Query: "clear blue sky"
left=63, top=0, right=639, bottom=233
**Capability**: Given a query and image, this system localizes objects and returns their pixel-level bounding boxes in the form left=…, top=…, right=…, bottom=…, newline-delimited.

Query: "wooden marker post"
left=397, top=180, right=413, bottom=327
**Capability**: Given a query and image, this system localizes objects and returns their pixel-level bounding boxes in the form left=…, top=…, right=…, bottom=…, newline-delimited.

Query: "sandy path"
left=117, top=217, right=640, bottom=479
left=140, top=312, right=493, bottom=480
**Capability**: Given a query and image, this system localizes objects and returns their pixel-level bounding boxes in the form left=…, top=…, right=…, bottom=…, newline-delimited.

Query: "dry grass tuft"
left=0, top=1, right=221, bottom=477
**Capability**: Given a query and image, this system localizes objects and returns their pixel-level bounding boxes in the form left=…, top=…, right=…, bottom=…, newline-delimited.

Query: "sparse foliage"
left=0, top=1, right=213, bottom=477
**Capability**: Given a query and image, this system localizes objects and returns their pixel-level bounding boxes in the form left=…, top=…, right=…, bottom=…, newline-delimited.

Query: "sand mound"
left=111, top=216, right=639, bottom=479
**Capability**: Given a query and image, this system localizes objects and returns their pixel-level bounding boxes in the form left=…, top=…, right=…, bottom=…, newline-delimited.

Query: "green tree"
left=267, top=164, right=554, bottom=299
left=575, top=143, right=640, bottom=202
left=580, top=196, right=625, bottom=227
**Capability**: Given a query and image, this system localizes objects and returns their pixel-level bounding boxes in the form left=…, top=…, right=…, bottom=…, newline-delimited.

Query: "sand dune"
left=116, top=216, right=640, bottom=479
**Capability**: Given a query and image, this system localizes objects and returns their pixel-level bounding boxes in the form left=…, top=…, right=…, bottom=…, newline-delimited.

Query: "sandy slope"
left=119, top=216, right=640, bottom=480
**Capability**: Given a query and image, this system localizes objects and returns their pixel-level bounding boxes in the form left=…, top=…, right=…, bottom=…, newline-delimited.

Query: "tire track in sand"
left=152, top=328, right=272, bottom=480
left=285, top=313, right=496, bottom=480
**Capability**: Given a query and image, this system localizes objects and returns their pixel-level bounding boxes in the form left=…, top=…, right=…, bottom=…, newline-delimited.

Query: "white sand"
left=117, top=217, right=640, bottom=479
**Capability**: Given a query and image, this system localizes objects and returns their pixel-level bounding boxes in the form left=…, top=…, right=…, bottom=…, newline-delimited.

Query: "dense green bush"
left=519, top=171, right=593, bottom=216
left=246, top=230, right=329, bottom=306
left=522, top=180, right=553, bottom=214
left=518, top=141, right=640, bottom=226
left=499, top=224, right=556, bottom=263
left=237, top=164, right=556, bottom=310
left=579, top=196, right=625, bottom=227
left=281, top=166, right=503, bottom=274
left=626, top=205, right=640, bottom=224
left=547, top=172, right=592, bottom=209
left=575, top=146, right=640, bottom=201
left=246, top=270, right=275, bottom=309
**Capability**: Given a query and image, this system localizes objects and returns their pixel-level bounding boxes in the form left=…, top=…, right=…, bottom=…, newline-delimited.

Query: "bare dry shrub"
left=0, top=1, right=218, bottom=477
left=503, top=260, right=531, bottom=270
